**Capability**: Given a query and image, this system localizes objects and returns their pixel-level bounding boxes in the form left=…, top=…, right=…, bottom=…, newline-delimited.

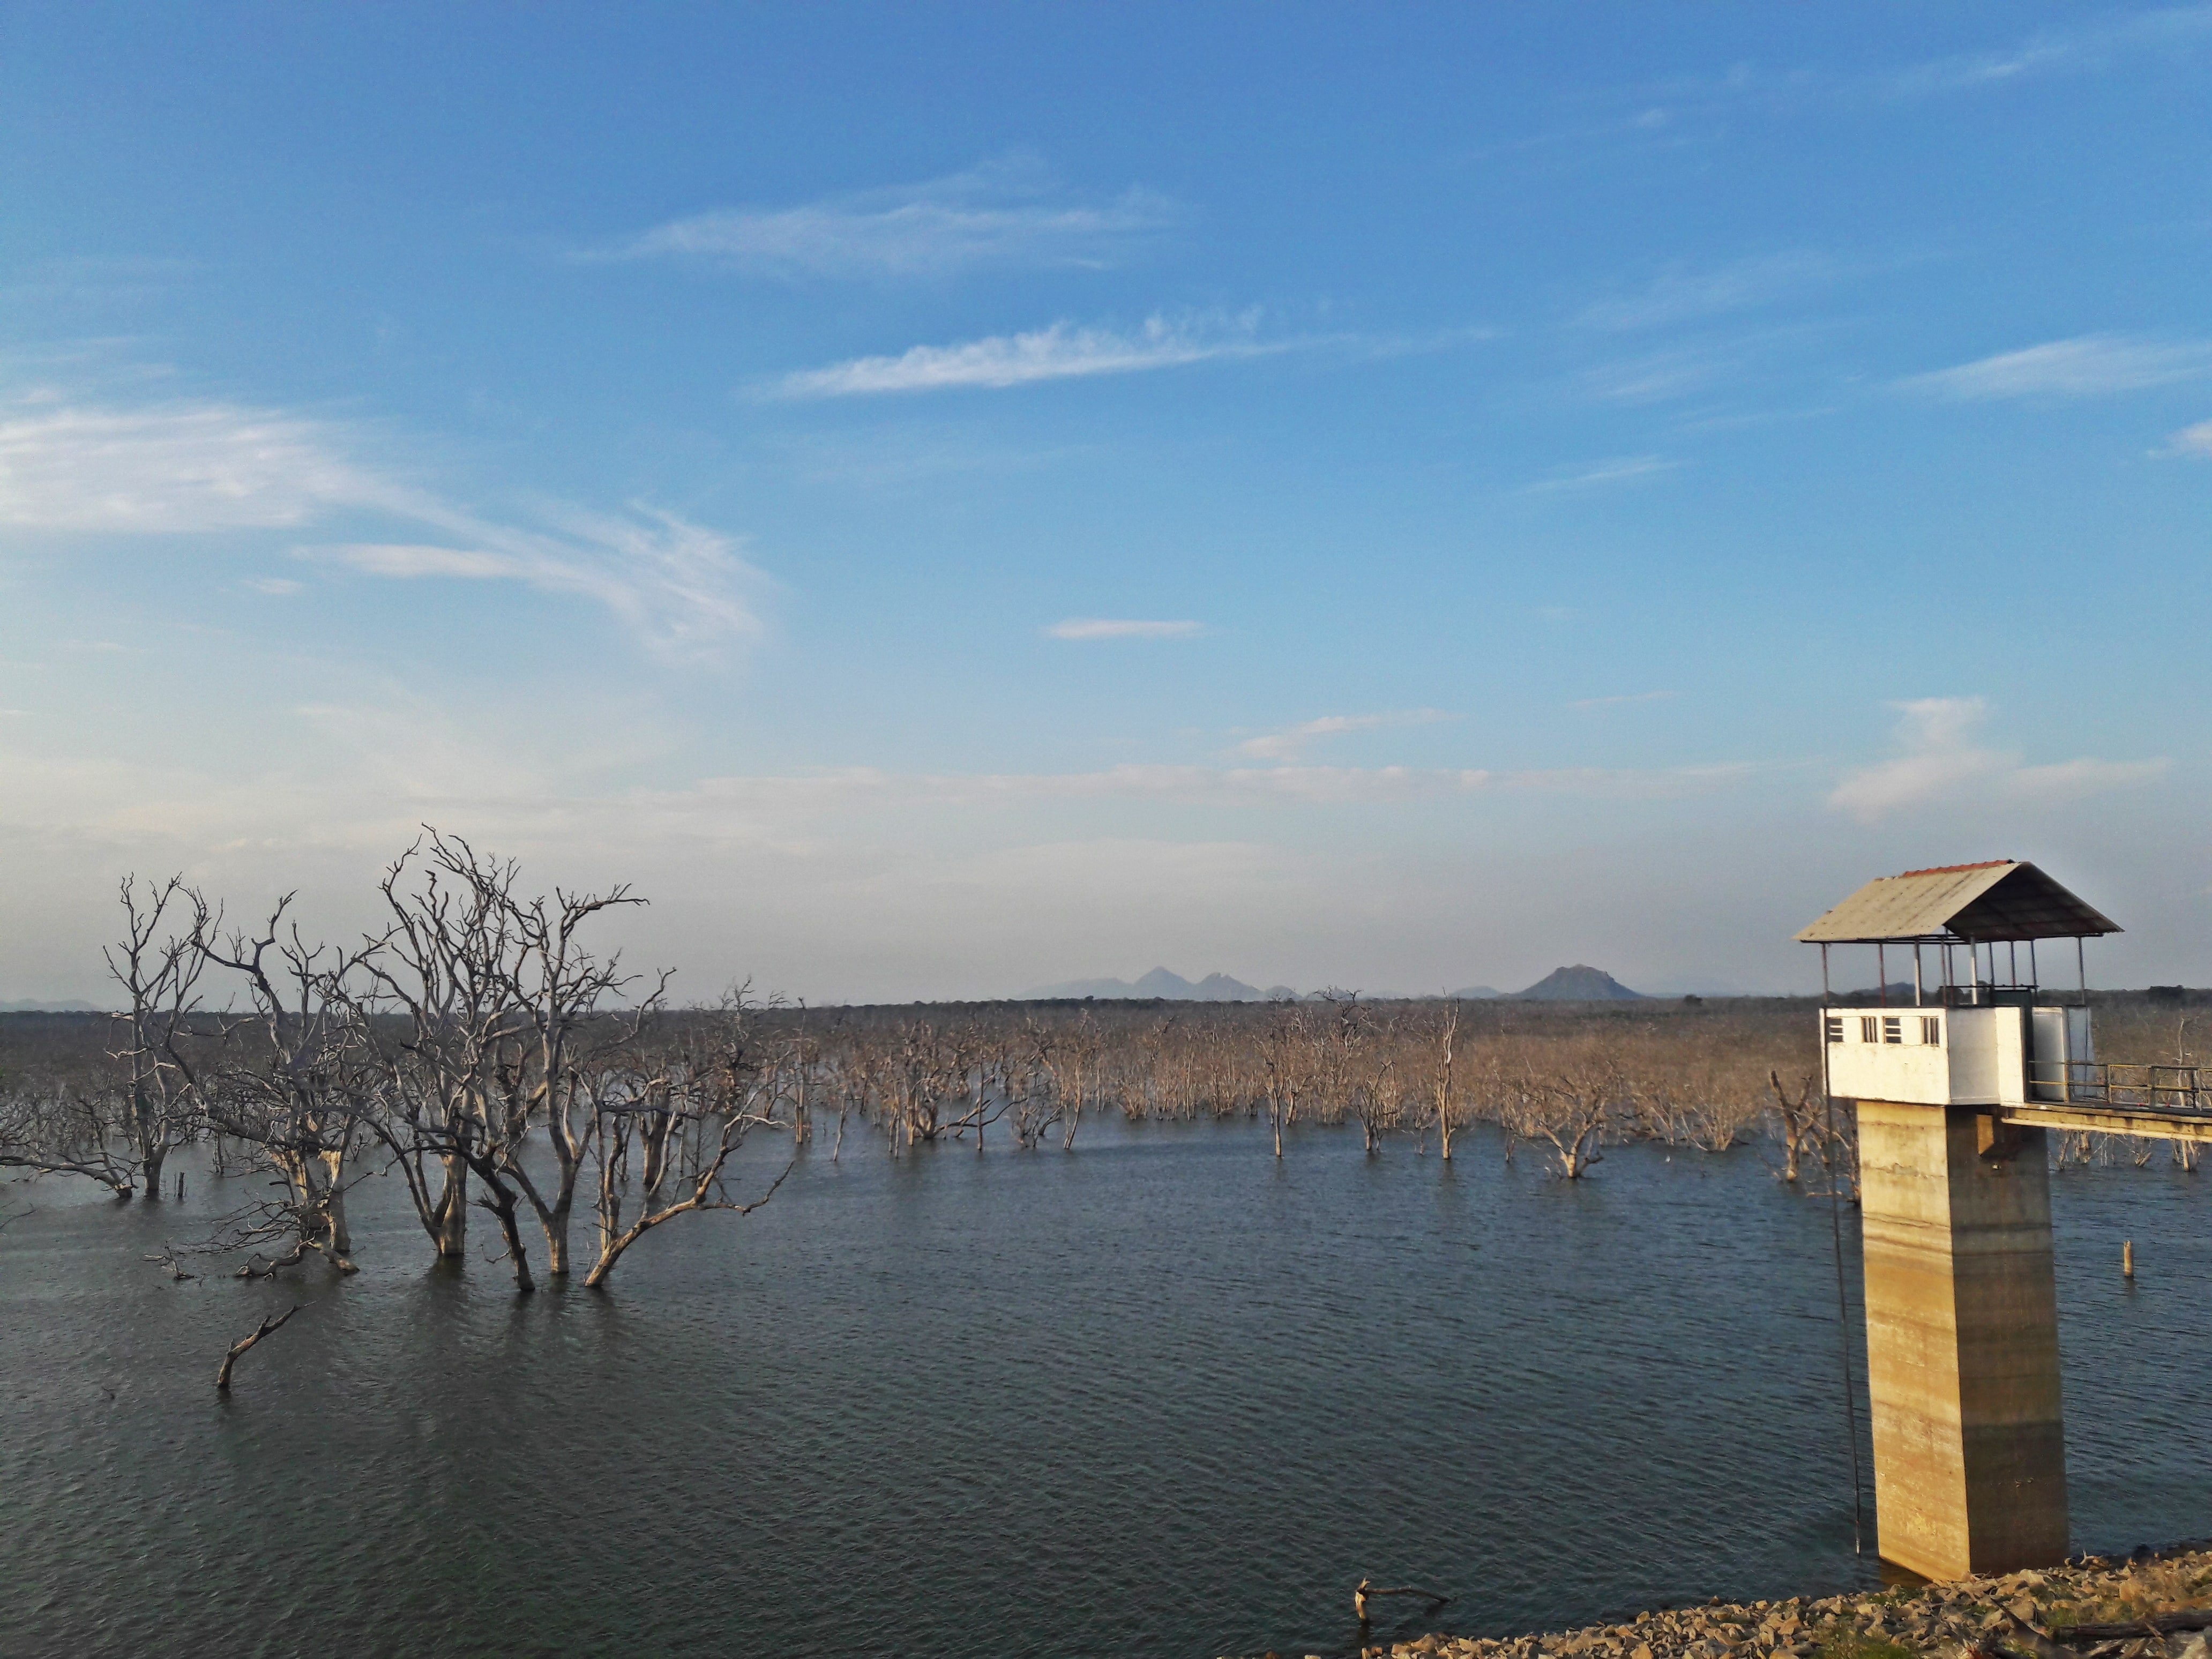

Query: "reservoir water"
left=3, top=1120, right=2207, bottom=1659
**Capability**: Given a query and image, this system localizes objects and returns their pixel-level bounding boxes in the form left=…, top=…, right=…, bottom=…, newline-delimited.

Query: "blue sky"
left=3, top=3, right=2209, bottom=1001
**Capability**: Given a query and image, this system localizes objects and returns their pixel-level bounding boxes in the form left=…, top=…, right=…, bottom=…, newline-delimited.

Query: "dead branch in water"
left=1355, top=1577, right=1451, bottom=1621
left=214, top=1303, right=300, bottom=1391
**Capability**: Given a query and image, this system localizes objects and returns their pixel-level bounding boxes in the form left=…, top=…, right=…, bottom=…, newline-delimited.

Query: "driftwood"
left=214, top=1304, right=300, bottom=1391
left=143, top=1250, right=197, bottom=1282
left=1995, top=1604, right=2212, bottom=1658
left=1993, top=1608, right=2081, bottom=1659
left=2060, top=1610, right=2212, bottom=1642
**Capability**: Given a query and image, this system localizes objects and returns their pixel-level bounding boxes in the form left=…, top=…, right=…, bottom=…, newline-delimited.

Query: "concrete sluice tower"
left=1797, top=861, right=2210, bottom=1582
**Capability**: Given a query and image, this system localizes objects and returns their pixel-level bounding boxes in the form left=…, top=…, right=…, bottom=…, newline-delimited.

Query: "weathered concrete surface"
left=1858, top=1100, right=2068, bottom=1580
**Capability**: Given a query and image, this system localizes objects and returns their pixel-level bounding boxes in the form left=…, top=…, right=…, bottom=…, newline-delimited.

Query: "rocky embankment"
left=1352, top=1546, right=2212, bottom=1659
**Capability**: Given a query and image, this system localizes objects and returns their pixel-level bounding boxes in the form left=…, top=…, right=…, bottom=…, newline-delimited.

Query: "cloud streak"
left=768, top=312, right=1288, bottom=398
left=1578, top=251, right=1839, bottom=331
left=1522, top=455, right=1679, bottom=493
left=302, top=504, right=768, bottom=657
left=1828, top=697, right=2165, bottom=822
left=2165, top=418, right=2212, bottom=457
left=1045, top=618, right=1204, bottom=640
left=0, top=400, right=388, bottom=532
left=587, top=156, right=1177, bottom=279
left=1885, top=5, right=2212, bottom=96
left=1237, top=710, right=1454, bottom=761
left=0, top=392, right=768, bottom=656
left=1568, top=690, right=1677, bottom=711
left=1902, top=334, right=2212, bottom=400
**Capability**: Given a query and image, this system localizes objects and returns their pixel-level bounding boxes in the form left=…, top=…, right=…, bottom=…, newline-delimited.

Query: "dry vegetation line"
left=1, top=829, right=2204, bottom=1384
left=1312, top=1546, right=2212, bottom=1659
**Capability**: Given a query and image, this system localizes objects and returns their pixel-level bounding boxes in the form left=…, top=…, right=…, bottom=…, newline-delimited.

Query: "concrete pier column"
left=1856, top=1100, right=2069, bottom=1580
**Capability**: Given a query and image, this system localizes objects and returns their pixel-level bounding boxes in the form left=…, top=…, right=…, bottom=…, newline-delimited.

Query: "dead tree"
left=102, top=876, right=218, bottom=1199
left=483, top=871, right=666, bottom=1280
left=947, top=1028, right=1018, bottom=1149
left=582, top=997, right=791, bottom=1286
left=199, top=901, right=378, bottom=1275
left=1664, top=1059, right=1763, bottom=1154
left=1040, top=1012, right=1102, bottom=1150
left=1012, top=1021, right=1064, bottom=1148
left=1315, top=993, right=1370, bottom=1138
left=0, top=1085, right=141, bottom=1195
left=1258, top=1006, right=1309, bottom=1159
left=1509, top=1040, right=1618, bottom=1178
left=1769, top=1070, right=1824, bottom=1183
left=1811, top=1091, right=1861, bottom=1204
left=1430, top=1003, right=1463, bottom=1161
left=347, top=833, right=554, bottom=1287
left=347, top=836, right=515, bottom=1266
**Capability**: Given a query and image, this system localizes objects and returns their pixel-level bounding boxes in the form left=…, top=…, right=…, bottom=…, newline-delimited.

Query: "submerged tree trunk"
left=541, top=1193, right=574, bottom=1277
left=475, top=1171, right=535, bottom=1292
left=137, top=1134, right=168, bottom=1202
left=434, top=1156, right=468, bottom=1257
left=1435, top=1006, right=1459, bottom=1163
left=1771, top=1071, right=1820, bottom=1185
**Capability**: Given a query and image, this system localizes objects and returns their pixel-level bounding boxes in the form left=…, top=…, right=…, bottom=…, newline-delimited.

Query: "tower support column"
left=1856, top=1100, right=2069, bottom=1580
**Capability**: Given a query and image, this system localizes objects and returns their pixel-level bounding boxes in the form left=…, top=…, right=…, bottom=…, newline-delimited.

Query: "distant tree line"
left=761, top=991, right=1852, bottom=1185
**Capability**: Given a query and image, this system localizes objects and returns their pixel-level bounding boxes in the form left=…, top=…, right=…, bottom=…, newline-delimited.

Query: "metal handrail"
left=2024, top=1059, right=2208, bottom=1114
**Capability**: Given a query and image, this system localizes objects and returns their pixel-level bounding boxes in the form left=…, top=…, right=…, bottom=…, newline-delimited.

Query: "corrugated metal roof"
left=1796, top=861, right=2120, bottom=943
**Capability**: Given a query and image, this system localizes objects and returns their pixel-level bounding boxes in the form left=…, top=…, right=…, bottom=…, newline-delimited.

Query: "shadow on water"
left=3, top=1118, right=2207, bottom=1659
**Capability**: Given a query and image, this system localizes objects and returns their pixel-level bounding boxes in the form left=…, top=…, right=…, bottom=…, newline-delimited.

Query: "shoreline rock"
left=1230, top=1543, right=2212, bottom=1659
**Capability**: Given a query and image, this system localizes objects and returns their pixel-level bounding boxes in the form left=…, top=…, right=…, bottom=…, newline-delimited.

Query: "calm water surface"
left=3, top=1120, right=2207, bottom=1659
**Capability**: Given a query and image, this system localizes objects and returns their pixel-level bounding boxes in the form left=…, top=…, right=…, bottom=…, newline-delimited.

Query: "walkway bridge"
left=2005, top=1060, right=2212, bottom=1144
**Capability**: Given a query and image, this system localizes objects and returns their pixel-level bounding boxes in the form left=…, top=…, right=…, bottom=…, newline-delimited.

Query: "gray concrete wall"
left=1857, top=1100, right=2068, bottom=1580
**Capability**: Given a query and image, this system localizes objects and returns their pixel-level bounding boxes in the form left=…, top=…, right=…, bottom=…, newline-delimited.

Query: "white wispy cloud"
left=1885, top=5, right=2212, bottom=96
left=1578, top=251, right=1839, bottom=331
left=2164, top=418, right=2212, bottom=457
left=1045, top=618, right=1205, bottom=640
left=0, top=392, right=768, bottom=656
left=303, top=506, right=766, bottom=657
left=1829, top=697, right=2165, bottom=822
left=1579, top=350, right=1724, bottom=405
left=1902, top=334, right=2212, bottom=400
left=322, top=543, right=518, bottom=580
left=1237, top=710, right=1454, bottom=761
left=586, top=155, right=1178, bottom=279
left=1522, top=455, right=1679, bottom=493
left=768, top=312, right=1287, bottom=399
left=0, top=400, right=390, bottom=531
left=242, top=576, right=303, bottom=596
left=1568, top=690, right=1677, bottom=711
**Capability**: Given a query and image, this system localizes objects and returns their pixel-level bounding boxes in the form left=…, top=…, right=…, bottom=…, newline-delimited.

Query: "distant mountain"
left=0, top=998, right=102, bottom=1013
left=1020, top=967, right=1662, bottom=1004
left=1511, top=965, right=1646, bottom=1002
left=1020, top=967, right=1271, bottom=1003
